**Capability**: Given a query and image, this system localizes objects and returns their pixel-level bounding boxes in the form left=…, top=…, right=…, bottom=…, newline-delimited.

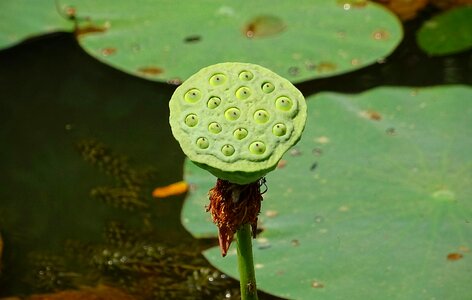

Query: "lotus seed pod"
left=169, top=62, right=307, bottom=184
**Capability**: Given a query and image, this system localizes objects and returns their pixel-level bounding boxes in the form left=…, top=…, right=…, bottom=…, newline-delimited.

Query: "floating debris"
left=152, top=181, right=189, bottom=198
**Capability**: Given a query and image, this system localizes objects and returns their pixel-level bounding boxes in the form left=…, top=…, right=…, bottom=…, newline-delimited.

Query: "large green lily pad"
left=182, top=86, right=472, bottom=299
left=417, top=6, right=472, bottom=56
left=58, top=0, right=402, bottom=83
left=0, top=0, right=73, bottom=50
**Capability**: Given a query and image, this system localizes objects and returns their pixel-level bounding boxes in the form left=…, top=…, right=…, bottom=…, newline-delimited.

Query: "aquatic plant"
left=169, top=62, right=307, bottom=299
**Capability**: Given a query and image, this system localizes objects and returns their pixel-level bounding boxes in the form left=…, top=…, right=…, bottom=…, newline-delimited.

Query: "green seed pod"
left=169, top=62, right=307, bottom=184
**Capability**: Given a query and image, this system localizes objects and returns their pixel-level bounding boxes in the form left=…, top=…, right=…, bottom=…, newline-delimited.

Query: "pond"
left=0, top=2, right=471, bottom=300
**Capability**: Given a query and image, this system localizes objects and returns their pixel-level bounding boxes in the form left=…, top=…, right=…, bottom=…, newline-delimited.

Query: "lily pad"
left=58, top=0, right=402, bottom=83
left=417, top=6, right=472, bottom=56
left=0, top=0, right=73, bottom=50
left=182, top=86, right=472, bottom=299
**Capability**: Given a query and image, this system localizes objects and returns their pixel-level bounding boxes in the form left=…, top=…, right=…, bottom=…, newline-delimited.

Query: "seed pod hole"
left=184, top=88, right=202, bottom=103
left=208, top=122, right=222, bottom=134
left=272, top=123, right=287, bottom=136
left=249, top=141, right=266, bottom=154
left=254, top=109, right=270, bottom=124
left=239, top=70, right=254, bottom=81
left=275, top=96, right=293, bottom=111
left=196, top=137, right=209, bottom=149
left=221, top=144, right=235, bottom=156
left=261, top=82, right=275, bottom=93
left=233, top=128, right=248, bottom=140
left=225, top=107, right=241, bottom=121
left=207, top=96, right=221, bottom=109
left=185, top=114, right=198, bottom=127
left=236, top=86, right=252, bottom=100
left=209, top=73, right=227, bottom=86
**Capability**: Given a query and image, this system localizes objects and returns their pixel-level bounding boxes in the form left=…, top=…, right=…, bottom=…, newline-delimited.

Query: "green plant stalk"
left=236, top=223, right=258, bottom=300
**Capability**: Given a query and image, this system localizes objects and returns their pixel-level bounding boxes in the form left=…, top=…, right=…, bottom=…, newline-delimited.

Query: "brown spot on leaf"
left=137, top=67, right=164, bottom=76
left=361, top=110, right=382, bottom=121
left=101, top=47, right=116, bottom=56
left=65, top=6, right=76, bottom=19
left=312, top=280, right=325, bottom=288
left=244, top=15, right=286, bottom=38
left=386, top=127, right=397, bottom=136
left=277, top=160, right=287, bottom=169
left=291, top=239, right=300, bottom=247
left=447, top=253, right=463, bottom=261
left=75, top=25, right=107, bottom=37
left=317, top=61, right=337, bottom=73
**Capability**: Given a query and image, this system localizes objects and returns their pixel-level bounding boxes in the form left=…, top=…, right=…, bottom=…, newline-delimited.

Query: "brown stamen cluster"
left=207, top=178, right=264, bottom=256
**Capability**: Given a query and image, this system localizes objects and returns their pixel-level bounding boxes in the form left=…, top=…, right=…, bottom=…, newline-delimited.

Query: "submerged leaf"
left=417, top=6, right=472, bottom=56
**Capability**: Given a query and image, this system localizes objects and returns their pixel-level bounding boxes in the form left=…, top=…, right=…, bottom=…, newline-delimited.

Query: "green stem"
left=236, top=223, right=258, bottom=300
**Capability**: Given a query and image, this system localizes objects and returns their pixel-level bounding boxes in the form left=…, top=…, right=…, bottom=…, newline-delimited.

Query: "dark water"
left=0, top=6, right=470, bottom=299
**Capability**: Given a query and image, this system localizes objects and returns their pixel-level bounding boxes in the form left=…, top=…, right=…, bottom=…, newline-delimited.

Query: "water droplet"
left=184, top=114, right=198, bottom=127
left=265, top=210, right=278, bottom=217
left=432, top=189, right=455, bottom=201
left=255, top=263, right=265, bottom=269
left=196, top=137, right=209, bottom=149
left=236, top=86, right=251, bottom=99
left=372, top=29, right=389, bottom=40
left=311, top=280, right=324, bottom=288
left=261, top=82, right=275, bottom=93
left=305, top=60, right=316, bottom=70
left=351, top=58, right=360, bottom=66
left=272, top=123, right=287, bottom=136
left=208, top=122, right=222, bottom=134
left=209, top=73, right=227, bottom=86
left=225, top=107, right=241, bottom=121
left=239, top=70, right=254, bottom=81
left=184, top=88, right=202, bottom=103
left=137, top=66, right=164, bottom=76
left=207, top=96, right=221, bottom=109
left=275, top=96, right=293, bottom=111
left=167, top=78, right=182, bottom=85
left=290, top=149, right=302, bottom=156
left=249, top=141, right=266, bottom=154
left=244, top=15, right=286, bottom=38
left=447, top=253, right=463, bottom=261
left=254, top=109, right=270, bottom=123
left=233, top=128, right=248, bottom=140
left=184, top=35, right=202, bottom=43
left=316, top=136, right=330, bottom=144
left=377, top=57, right=387, bottom=64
